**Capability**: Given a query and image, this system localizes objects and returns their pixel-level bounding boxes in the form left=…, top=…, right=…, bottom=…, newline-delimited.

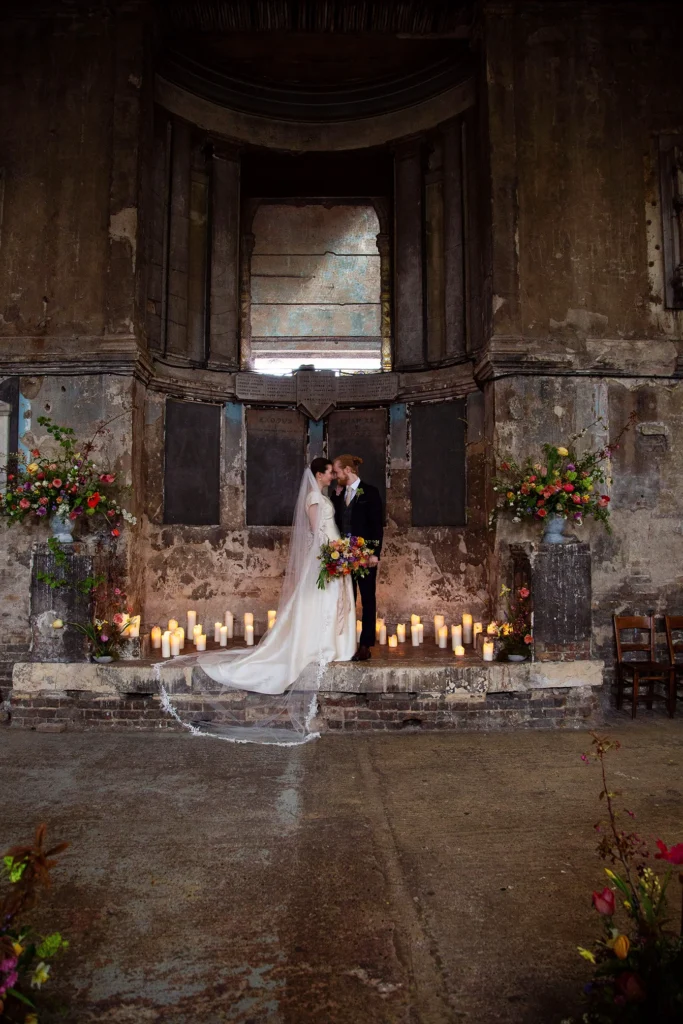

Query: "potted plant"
left=70, top=619, right=123, bottom=663
left=0, top=416, right=136, bottom=543
left=487, top=585, right=533, bottom=662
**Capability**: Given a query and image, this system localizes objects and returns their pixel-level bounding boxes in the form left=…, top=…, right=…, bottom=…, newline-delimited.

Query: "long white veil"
left=157, top=469, right=332, bottom=744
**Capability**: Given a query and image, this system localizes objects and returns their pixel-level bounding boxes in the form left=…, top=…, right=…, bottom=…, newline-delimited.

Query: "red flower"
left=654, top=839, right=683, bottom=864
left=529, top=475, right=536, bottom=483
left=111, top=528, right=120, bottom=537
left=7, top=474, right=14, bottom=481
left=615, top=973, right=646, bottom=1003
left=31, top=448, right=40, bottom=457
left=563, top=483, right=574, bottom=493
left=87, top=492, right=101, bottom=508
left=524, top=634, right=533, bottom=644
left=99, top=473, right=116, bottom=484
left=38, top=496, right=48, bottom=505
left=598, top=495, right=611, bottom=507
left=537, top=508, right=548, bottom=518
left=518, top=587, right=530, bottom=599
left=571, top=494, right=582, bottom=504
left=500, top=462, right=510, bottom=471
left=36, top=472, right=45, bottom=481
left=592, top=887, right=615, bottom=915
left=51, top=478, right=62, bottom=489
left=536, top=498, right=545, bottom=507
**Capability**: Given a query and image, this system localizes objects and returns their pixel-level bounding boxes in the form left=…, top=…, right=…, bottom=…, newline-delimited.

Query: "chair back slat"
left=614, top=615, right=655, bottom=662
left=665, top=615, right=683, bottom=664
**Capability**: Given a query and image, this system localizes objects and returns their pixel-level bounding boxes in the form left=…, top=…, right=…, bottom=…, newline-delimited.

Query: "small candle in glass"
left=473, top=622, right=483, bottom=647
left=196, top=634, right=207, bottom=652
left=245, top=624, right=255, bottom=646
left=151, top=626, right=162, bottom=649
left=482, top=640, right=495, bottom=662
left=161, top=631, right=171, bottom=658
left=454, top=644, right=465, bottom=658
left=219, top=625, right=228, bottom=647
left=438, top=625, right=449, bottom=649
left=388, top=635, right=398, bottom=648
left=462, top=613, right=473, bottom=644
left=396, top=623, right=406, bottom=643
left=224, top=611, right=234, bottom=638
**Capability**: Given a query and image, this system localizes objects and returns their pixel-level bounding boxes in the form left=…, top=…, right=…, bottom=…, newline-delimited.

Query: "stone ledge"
left=11, top=659, right=605, bottom=698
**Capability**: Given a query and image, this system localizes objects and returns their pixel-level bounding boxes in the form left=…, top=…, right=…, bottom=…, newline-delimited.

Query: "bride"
left=160, top=458, right=358, bottom=744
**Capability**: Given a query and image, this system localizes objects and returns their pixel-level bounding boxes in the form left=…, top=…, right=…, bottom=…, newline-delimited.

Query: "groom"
left=331, top=454, right=383, bottom=662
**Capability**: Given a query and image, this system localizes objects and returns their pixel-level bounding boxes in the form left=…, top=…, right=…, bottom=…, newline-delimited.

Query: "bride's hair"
left=310, top=457, right=332, bottom=477
left=333, top=453, right=363, bottom=471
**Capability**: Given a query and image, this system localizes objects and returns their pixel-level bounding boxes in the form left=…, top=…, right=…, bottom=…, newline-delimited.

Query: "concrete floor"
left=2, top=722, right=682, bottom=1024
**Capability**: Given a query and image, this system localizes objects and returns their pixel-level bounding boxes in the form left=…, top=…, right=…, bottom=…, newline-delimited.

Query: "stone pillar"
left=208, top=148, right=241, bottom=370
left=165, top=119, right=191, bottom=362
left=442, top=119, right=466, bottom=360
left=394, top=142, right=424, bottom=368
left=511, top=542, right=592, bottom=661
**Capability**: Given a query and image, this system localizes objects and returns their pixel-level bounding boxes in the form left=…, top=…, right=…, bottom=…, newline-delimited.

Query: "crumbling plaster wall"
left=0, top=375, right=137, bottom=659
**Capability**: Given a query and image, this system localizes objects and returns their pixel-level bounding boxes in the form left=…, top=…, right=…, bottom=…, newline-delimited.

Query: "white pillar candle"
left=267, top=610, right=277, bottom=630
left=417, top=623, right=424, bottom=644
left=174, top=626, right=185, bottom=649
left=193, top=624, right=203, bottom=646
left=438, top=625, right=449, bottom=649
left=151, top=626, right=162, bottom=649
left=245, top=624, right=254, bottom=646
left=473, top=622, right=483, bottom=646
left=214, top=621, right=222, bottom=643
left=396, top=623, right=406, bottom=643
left=171, top=633, right=180, bottom=657
left=410, top=613, right=420, bottom=626
left=482, top=640, right=495, bottom=662
left=411, top=624, right=420, bottom=646
left=454, top=644, right=465, bottom=658
left=168, top=618, right=178, bottom=632
left=451, top=624, right=463, bottom=650
left=375, top=617, right=384, bottom=638
left=244, top=612, right=254, bottom=636
left=187, top=610, right=197, bottom=635
left=219, top=625, right=228, bottom=647
left=388, top=635, right=398, bottom=648
left=379, top=624, right=387, bottom=645
left=161, top=631, right=171, bottom=658
left=462, top=613, right=473, bottom=644
left=434, top=614, right=445, bottom=644
left=356, top=619, right=363, bottom=642
left=224, top=611, right=234, bottom=638
left=196, top=634, right=207, bottom=652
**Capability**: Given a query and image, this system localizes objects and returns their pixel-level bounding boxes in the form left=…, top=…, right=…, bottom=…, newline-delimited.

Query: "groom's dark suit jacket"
left=331, top=480, right=383, bottom=559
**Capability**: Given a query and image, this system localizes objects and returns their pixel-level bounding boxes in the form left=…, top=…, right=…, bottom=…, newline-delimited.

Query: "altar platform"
left=8, top=638, right=605, bottom=733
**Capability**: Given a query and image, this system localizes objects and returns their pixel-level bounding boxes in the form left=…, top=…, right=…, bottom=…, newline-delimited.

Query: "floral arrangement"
left=566, top=734, right=683, bottom=1022
left=0, top=416, right=136, bottom=538
left=316, top=536, right=378, bottom=590
left=0, top=825, right=69, bottom=1022
left=69, top=619, right=123, bottom=660
left=486, top=584, right=533, bottom=658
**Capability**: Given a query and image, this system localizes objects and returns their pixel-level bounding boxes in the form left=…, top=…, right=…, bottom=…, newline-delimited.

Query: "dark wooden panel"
left=164, top=400, right=221, bottom=525
left=246, top=408, right=306, bottom=526
left=410, top=400, right=466, bottom=526
left=327, top=408, right=387, bottom=511
left=442, top=119, right=466, bottom=359
left=394, top=142, right=424, bottom=368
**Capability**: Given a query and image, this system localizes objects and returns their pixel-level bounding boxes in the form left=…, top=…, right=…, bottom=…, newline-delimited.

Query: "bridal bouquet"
left=316, top=536, right=377, bottom=590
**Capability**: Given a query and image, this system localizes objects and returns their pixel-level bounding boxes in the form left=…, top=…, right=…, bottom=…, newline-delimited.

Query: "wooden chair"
left=664, top=615, right=683, bottom=716
left=613, top=616, right=674, bottom=718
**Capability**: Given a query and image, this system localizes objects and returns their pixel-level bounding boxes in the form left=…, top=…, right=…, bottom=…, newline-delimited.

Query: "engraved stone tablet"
left=295, top=370, right=337, bottom=421
left=246, top=409, right=306, bottom=526
left=336, top=372, right=398, bottom=404
left=235, top=372, right=296, bottom=403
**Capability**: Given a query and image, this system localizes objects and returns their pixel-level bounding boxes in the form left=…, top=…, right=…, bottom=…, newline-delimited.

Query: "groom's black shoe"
left=352, top=645, right=372, bottom=662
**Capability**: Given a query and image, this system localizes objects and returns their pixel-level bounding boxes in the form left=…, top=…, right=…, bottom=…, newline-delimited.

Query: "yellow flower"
left=330, top=551, right=340, bottom=560
left=12, top=940, right=24, bottom=956
left=27, top=463, right=39, bottom=474
left=31, top=961, right=50, bottom=989
left=356, top=537, right=364, bottom=545
left=577, top=947, right=596, bottom=964
left=502, top=623, right=513, bottom=636
left=52, top=619, right=64, bottom=629
left=613, top=935, right=630, bottom=960
left=557, top=446, right=569, bottom=457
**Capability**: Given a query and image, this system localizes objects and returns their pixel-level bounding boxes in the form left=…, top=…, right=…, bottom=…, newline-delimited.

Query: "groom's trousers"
left=353, top=567, right=377, bottom=648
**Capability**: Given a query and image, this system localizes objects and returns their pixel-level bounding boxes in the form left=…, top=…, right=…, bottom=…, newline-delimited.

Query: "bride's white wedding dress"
left=159, top=469, right=357, bottom=744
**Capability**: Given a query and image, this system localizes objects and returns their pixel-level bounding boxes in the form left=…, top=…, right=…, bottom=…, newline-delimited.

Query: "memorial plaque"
left=296, top=370, right=337, bottom=421
left=164, top=400, right=221, bottom=525
left=246, top=409, right=306, bottom=526
left=336, top=372, right=398, bottom=405
left=410, top=400, right=466, bottom=527
left=327, top=409, right=387, bottom=511
left=235, top=373, right=296, bottom=403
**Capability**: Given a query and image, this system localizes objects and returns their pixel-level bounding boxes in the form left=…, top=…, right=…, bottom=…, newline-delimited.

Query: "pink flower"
left=518, top=587, right=530, bottom=599
left=113, top=613, right=124, bottom=625
left=654, top=839, right=683, bottom=864
left=592, top=887, right=615, bottom=915
left=99, top=473, right=116, bottom=484
left=51, top=478, right=62, bottom=488
left=19, top=498, right=30, bottom=509
left=563, top=483, right=575, bottom=493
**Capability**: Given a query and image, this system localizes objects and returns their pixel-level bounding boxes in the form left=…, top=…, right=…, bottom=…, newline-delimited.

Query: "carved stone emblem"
left=295, top=370, right=337, bottom=421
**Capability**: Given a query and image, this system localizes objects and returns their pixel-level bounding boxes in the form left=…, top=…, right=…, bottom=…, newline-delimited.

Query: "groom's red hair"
left=333, top=453, right=363, bottom=472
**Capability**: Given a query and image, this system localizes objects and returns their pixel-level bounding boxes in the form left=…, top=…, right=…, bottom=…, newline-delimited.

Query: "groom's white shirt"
left=345, top=477, right=361, bottom=505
